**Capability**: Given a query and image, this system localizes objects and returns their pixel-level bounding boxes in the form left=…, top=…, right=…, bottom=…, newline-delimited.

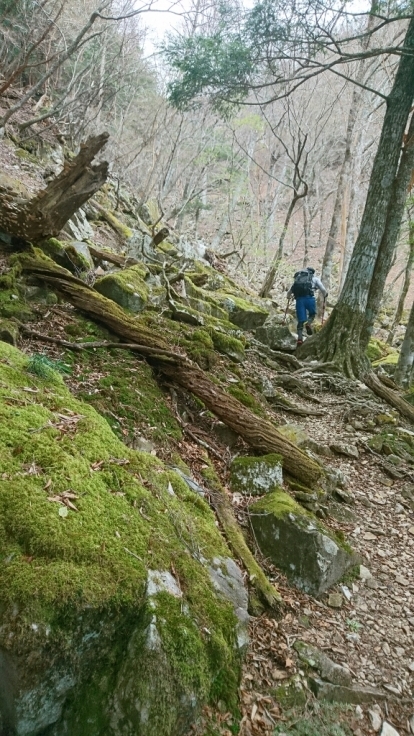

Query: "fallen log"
left=364, top=371, right=414, bottom=424
left=20, top=250, right=325, bottom=489
left=0, top=133, right=109, bottom=241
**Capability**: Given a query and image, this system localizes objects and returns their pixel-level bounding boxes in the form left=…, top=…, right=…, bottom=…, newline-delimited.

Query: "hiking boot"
left=305, top=323, right=313, bottom=335
left=296, top=339, right=303, bottom=347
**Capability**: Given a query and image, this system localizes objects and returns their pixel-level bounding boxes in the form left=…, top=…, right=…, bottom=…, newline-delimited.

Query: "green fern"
left=27, top=353, right=71, bottom=380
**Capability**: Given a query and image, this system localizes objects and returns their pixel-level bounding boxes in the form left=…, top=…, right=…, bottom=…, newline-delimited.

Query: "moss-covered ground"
left=0, top=339, right=240, bottom=711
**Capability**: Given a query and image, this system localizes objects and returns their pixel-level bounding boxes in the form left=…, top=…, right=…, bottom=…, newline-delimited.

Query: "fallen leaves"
left=47, top=490, right=79, bottom=512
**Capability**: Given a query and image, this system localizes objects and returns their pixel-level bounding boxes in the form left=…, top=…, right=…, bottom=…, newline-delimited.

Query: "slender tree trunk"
left=339, top=124, right=366, bottom=290
left=259, top=187, right=307, bottom=298
left=394, top=298, right=414, bottom=387
left=300, top=16, right=414, bottom=377
left=320, top=10, right=376, bottom=298
left=387, top=217, right=414, bottom=345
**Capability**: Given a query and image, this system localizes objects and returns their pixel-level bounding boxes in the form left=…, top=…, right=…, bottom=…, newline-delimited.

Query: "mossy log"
left=0, top=133, right=109, bottom=241
left=200, top=461, right=282, bottom=610
left=20, top=251, right=325, bottom=488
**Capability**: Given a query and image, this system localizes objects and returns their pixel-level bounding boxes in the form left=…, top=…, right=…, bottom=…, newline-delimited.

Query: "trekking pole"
left=321, top=297, right=326, bottom=326
left=283, top=297, right=291, bottom=324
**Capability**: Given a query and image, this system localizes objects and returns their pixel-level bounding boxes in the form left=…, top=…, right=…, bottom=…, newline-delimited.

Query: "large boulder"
left=0, top=342, right=243, bottom=736
left=230, top=454, right=283, bottom=496
left=218, top=295, right=269, bottom=331
left=95, top=264, right=149, bottom=313
left=256, top=317, right=297, bottom=351
left=249, top=490, right=355, bottom=595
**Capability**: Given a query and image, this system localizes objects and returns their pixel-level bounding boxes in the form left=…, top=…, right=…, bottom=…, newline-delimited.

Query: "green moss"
left=227, top=385, right=265, bottom=416
left=102, top=209, right=133, bottom=239
left=372, top=352, right=399, bottom=367
left=0, top=340, right=241, bottom=714
left=62, top=322, right=181, bottom=444
left=252, top=489, right=307, bottom=519
left=95, top=266, right=149, bottom=313
left=15, top=148, right=38, bottom=163
left=367, top=338, right=397, bottom=363
left=210, top=330, right=245, bottom=362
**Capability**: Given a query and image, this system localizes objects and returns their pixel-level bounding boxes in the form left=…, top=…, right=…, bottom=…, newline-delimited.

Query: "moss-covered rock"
left=0, top=341, right=243, bottom=735
left=230, top=454, right=283, bottom=496
left=95, top=265, right=149, bottom=313
left=249, top=490, right=355, bottom=596
left=218, top=294, right=269, bottom=331
left=40, top=238, right=93, bottom=274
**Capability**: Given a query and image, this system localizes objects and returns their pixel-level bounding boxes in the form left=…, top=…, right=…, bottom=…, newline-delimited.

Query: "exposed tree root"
left=199, top=460, right=282, bottom=611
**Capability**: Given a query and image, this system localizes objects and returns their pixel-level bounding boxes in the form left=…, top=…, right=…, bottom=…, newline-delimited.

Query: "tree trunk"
left=387, top=216, right=414, bottom=345
left=259, top=187, right=307, bottom=298
left=0, top=133, right=109, bottom=241
left=320, top=9, right=376, bottom=301
left=339, top=123, right=366, bottom=291
left=360, top=111, right=414, bottom=348
left=20, top=251, right=325, bottom=489
left=300, top=16, right=414, bottom=376
left=394, top=298, right=414, bottom=387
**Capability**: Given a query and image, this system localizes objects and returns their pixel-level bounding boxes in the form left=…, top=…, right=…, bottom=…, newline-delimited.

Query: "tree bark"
left=360, top=111, right=414, bottom=348
left=387, top=216, right=414, bottom=345
left=0, top=133, right=109, bottom=241
left=300, top=16, right=414, bottom=376
left=364, top=371, right=414, bottom=421
left=394, top=298, right=414, bottom=387
left=20, top=250, right=325, bottom=489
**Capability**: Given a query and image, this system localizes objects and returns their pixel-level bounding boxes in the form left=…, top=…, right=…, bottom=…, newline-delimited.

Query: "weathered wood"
left=20, top=250, right=325, bottom=488
left=200, top=462, right=282, bottom=610
left=364, top=371, right=414, bottom=424
left=0, top=133, right=109, bottom=241
left=88, top=244, right=138, bottom=268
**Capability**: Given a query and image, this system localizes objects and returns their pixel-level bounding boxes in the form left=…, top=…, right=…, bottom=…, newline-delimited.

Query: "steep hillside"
left=0, top=130, right=413, bottom=736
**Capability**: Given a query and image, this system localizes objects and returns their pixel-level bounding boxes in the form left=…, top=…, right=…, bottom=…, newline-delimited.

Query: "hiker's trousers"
left=295, top=295, right=316, bottom=326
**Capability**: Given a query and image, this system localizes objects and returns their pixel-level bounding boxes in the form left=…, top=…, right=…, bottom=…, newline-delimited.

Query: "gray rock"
left=380, top=723, right=400, bottom=736
left=293, top=641, right=352, bottom=686
left=249, top=490, right=355, bottom=596
left=212, top=422, right=240, bottom=448
left=330, top=442, right=359, bottom=459
left=230, top=454, right=283, bottom=496
left=359, top=565, right=373, bottom=581
left=256, top=319, right=297, bottom=352
left=309, top=677, right=387, bottom=704
left=368, top=706, right=383, bottom=732
left=64, top=208, right=94, bottom=241
left=95, top=265, right=149, bottom=313
left=66, top=240, right=94, bottom=270
left=208, top=557, right=249, bottom=650
left=170, top=467, right=205, bottom=497
left=220, top=296, right=269, bottom=331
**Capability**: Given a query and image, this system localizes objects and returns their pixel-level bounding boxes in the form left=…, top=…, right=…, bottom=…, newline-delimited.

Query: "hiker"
left=287, top=267, right=328, bottom=346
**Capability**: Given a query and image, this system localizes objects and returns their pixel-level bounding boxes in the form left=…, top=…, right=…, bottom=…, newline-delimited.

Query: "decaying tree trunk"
left=0, top=133, right=109, bottom=241
left=20, top=250, right=325, bottom=489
